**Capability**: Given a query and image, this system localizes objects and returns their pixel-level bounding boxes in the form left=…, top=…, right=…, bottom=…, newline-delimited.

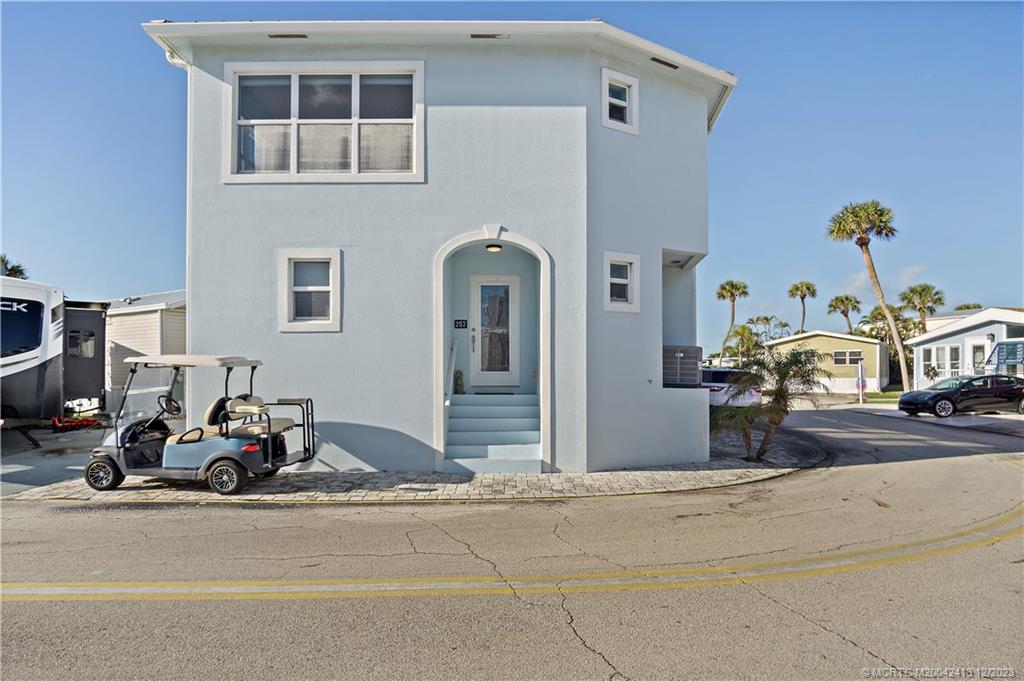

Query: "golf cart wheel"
left=258, top=467, right=280, bottom=479
left=84, top=458, right=124, bottom=491
left=207, top=460, right=248, bottom=495
left=933, top=399, right=956, bottom=418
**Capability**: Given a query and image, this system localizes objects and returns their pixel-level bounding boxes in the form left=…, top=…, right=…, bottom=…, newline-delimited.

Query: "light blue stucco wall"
left=182, top=40, right=713, bottom=472
left=584, top=49, right=710, bottom=470
left=185, top=43, right=589, bottom=471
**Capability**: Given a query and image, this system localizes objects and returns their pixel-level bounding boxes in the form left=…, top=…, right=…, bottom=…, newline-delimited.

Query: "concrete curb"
left=849, top=407, right=1023, bottom=439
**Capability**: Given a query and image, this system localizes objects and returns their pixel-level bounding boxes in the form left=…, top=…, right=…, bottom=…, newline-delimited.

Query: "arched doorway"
left=432, top=225, right=552, bottom=471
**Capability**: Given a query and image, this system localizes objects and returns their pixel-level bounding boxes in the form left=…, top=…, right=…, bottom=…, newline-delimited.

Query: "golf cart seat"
left=200, top=395, right=296, bottom=437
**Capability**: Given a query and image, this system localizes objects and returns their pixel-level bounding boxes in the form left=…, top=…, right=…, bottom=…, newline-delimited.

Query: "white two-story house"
left=144, top=19, right=736, bottom=473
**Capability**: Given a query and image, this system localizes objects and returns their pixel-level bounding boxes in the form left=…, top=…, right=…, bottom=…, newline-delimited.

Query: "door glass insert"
left=480, top=284, right=510, bottom=373
left=971, top=345, right=986, bottom=372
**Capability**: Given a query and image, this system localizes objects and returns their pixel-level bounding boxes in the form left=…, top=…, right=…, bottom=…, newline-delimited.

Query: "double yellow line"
left=3, top=505, right=1021, bottom=603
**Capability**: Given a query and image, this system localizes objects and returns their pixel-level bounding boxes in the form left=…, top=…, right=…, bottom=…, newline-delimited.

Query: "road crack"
left=555, top=580, right=629, bottom=681
left=738, top=577, right=910, bottom=678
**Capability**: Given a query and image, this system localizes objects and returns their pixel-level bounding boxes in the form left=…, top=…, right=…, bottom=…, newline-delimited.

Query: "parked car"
left=898, top=374, right=1024, bottom=418
left=702, top=368, right=763, bottom=407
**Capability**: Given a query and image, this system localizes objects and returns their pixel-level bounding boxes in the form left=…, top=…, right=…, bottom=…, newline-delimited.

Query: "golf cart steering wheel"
left=157, top=395, right=182, bottom=417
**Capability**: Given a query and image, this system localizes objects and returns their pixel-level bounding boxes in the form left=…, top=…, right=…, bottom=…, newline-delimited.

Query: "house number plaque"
left=454, top=319, right=468, bottom=329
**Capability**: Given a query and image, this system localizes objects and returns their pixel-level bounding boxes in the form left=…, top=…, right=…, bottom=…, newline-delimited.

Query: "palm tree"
left=899, top=283, right=946, bottom=332
left=787, top=281, right=817, bottom=334
left=715, top=280, right=749, bottom=367
left=954, top=303, right=982, bottom=311
left=0, top=254, right=27, bottom=279
left=826, top=200, right=910, bottom=390
left=732, top=324, right=760, bottom=367
left=728, top=346, right=832, bottom=460
left=746, top=315, right=791, bottom=342
left=827, top=294, right=862, bottom=334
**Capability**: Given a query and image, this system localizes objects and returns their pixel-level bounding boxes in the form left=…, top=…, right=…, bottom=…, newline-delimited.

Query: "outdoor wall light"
left=986, top=333, right=996, bottom=342
left=485, top=244, right=503, bottom=253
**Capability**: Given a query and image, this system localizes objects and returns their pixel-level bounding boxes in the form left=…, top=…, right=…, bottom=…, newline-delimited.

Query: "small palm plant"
left=899, top=283, right=945, bottom=333
left=715, top=280, right=749, bottom=367
left=827, top=294, right=862, bottom=334
left=787, top=281, right=817, bottom=334
left=727, top=346, right=831, bottom=461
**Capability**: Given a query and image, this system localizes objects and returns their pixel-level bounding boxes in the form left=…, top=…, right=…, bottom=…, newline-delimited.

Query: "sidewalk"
left=844, top=403, right=1024, bottom=438
left=5, top=429, right=826, bottom=504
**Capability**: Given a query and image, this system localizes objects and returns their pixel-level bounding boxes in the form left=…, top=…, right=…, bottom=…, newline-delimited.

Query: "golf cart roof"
left=123, top=354, right=262, bottom=368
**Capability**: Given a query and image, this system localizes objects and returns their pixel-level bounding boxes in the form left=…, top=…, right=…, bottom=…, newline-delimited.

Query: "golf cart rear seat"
left=164, top=395, right=297, bottom=445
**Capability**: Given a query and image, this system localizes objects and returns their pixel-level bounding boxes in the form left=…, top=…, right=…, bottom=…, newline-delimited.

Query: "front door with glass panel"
left=469, top=275, right=520, bottom=387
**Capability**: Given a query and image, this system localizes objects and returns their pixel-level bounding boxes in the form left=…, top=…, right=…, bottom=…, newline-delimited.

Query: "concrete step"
left=448, top=417, right=540, bottom=432
left=450, top=394, right=538, bottom=407
left=450, top=405, right=538, bottom=418
left=446, top=430, right=541, bottom=446
left=441, top=457, right=543, bottom=474
left=444, top=444, right=541, bottom=460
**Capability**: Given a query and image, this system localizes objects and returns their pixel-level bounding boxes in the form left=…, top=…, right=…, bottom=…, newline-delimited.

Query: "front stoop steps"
left=442, top=393, right=542, bottom=473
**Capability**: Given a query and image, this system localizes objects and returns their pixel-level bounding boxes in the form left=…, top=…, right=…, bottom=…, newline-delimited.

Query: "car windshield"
left=926, top=378, right=967, bottom=391
left=114, top=365, right=184, bottom=428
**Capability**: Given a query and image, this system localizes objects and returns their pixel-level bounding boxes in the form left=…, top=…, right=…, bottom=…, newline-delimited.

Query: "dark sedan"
left=898, top=374, right=1024, bottom=418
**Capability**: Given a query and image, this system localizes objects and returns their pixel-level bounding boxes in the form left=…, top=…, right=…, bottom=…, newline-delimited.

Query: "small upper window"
left=601, top=68, right=639, bottom=135
left=833, top=349, right=863, bottom=366
left=67, top=330, right=96, bottom=359
left=278, top=249, right=342, bottom=332
left=603, top=251, right=640, bottom=312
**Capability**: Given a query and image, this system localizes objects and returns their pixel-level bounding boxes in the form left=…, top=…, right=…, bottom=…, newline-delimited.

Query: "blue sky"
left=2, top=2, right=1021, bottom=349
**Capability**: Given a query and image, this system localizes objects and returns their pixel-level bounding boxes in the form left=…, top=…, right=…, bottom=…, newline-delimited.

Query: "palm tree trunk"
left=751, top=422, right=779, bottom=460
left=719, top=300, right=736, bottom=367
left=860, top=244, right=911, bottom=390
left=918, top=310, right=927, bottom=334
left=799, top=299, right=806, bottom=334
left=843, top=312, right=854, bottom=334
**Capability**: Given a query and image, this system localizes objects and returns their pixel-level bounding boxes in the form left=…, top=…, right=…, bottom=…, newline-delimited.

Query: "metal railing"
left=663, top=345, right=702, bottom=388
left=445, top=340, right=457, bottom=401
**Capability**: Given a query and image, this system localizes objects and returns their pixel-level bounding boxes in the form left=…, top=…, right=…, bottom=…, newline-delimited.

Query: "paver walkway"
left=6, top=429, right=826, bottom=504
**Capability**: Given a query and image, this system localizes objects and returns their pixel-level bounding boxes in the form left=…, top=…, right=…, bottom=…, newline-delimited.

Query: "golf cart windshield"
left=927, top=377, right=966, bottom=391
left=116, top=365, right=182, bottom=428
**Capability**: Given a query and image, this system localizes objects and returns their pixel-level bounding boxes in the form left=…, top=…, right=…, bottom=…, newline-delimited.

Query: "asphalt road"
left=2, top=409, right=1022, bottom=680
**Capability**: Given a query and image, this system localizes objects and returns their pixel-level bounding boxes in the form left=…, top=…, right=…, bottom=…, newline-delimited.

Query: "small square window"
left=279, top=250, right=342, bottom=332
left=604, top=251, right=640, bottom=313
left=601, top=68, right=639, bottom=135
left=833, top=351, right=848, bottom=366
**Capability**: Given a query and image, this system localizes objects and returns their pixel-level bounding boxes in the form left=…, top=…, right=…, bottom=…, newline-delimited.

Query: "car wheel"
left=207, top=460, right=248, bottom=495
left=1017, top=397, right=1024, bottom=415
left=902, top=410, right=919, bottom=417
left=84, top=457, right=124, bottom=491
left=933, top=399, right=956, bottom=418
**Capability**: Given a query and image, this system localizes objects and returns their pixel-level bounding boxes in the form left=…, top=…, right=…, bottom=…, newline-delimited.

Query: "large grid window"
left=229, top=62, right=423, bottom=182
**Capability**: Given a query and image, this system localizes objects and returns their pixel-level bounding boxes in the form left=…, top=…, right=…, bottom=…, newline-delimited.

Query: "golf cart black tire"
left=84, top=457, right=124, bottom=491
left=258, top=467, right=280, bottom=479
left=207, top=460, right=248, bottom=495
left=933, top=399, right=956, bottom=419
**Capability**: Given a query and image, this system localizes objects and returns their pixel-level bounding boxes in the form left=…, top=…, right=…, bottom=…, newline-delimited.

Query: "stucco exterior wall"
left=584, top=50, right=710, bottom=470
left=185, top=43, right=590, bottom=471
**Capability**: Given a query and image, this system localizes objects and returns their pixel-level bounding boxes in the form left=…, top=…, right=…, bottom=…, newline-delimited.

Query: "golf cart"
left=84, top=355, right=315, bottom=495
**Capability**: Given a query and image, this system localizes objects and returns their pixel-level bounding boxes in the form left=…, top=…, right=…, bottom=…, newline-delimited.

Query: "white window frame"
left=601, top=67, right=639, bottom=135
left=603, top=251, right=640, bottom=313
left=224, top=61, right=425, bottom=184
left=278, top=248, right=342, bottom=332
left=833, top=349, right=864, bottom=366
